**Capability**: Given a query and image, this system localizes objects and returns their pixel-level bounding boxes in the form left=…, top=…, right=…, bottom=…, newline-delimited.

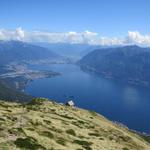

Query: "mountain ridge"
left=78, top=45, right=150, bottom=86
left=0, top=40, right=64, bottom=65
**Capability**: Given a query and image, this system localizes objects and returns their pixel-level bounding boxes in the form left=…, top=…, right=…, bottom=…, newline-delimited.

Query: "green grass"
left=56, top=137, right=66, bottom=146
left=99, top=137, right=104, bottom=140
left=59, top=114, right=75, bottom=120
left=43, top=119, right=51, bottom=125
left=88, top=133, right=100, bottom=137
left=140, top=135, right=150, bottom=143
left=41, top=131, right=54, bottom=139
left=72, top=121, right=83, bottom=128
left=73, top=140, right=93, bottom=150
left=77, top=120, right=85, bottom=124
left=14, top=137, right=45, bottom=150
left=8, top=128, right=25, bottom=136
left=88, top=132, right=101, bottom=137
left=49, top=126, right=62, bottom=133
left=122, top=148, right=129, bottom=150
left=28, top=98, right=48, bottom=105
left=119, top=135, right=132, bottom=142
left=0, top=127, right=4, bottom=131
left=27, top=127, right=35, bottom=131
left=73, top=140, right=93, bottom=146
left=0, top=117, right=5, bottom=121
left=89, top=111, right=97, bottom=116
left=66, top=129, right=76, bottom=136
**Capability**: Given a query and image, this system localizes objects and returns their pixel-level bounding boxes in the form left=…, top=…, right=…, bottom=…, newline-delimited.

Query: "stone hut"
left=66, top=100, right=75, bottom=107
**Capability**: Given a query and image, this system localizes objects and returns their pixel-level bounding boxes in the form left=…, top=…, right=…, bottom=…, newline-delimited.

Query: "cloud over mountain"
left=0, top=27, right=150, bottom=46
left=125, top=31, right=150, bottom=45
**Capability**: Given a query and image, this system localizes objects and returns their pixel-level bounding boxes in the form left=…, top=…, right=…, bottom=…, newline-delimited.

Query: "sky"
left=0, top=0, right=150, bottom=45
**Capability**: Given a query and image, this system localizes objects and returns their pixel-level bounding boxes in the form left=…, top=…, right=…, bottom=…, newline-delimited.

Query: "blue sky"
left=0, top=0, right=150, bottom=45
left=0, top=0, right=150, bottom=36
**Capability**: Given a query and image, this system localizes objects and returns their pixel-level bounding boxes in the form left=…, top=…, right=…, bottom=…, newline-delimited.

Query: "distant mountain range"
left=78, top=45, right=150, bottom=86
left=0, top=40, right=64, bottom=65
left=0, top=40, right=66, bottom=101
left=2, top=41, right=150, bottom=101
left=33, top=42, right=102, bottom=61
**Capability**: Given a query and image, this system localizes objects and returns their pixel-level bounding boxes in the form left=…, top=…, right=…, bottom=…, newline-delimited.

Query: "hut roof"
left=66, top=100, right=75, bottom=106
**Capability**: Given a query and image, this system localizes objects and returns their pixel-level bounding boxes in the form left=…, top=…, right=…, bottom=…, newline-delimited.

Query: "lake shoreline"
left=24, top=63, right=150, bottom=134
left=79, top=65, right=150, bottom=88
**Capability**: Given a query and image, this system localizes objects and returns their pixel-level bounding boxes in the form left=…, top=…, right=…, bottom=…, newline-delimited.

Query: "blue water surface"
left=25, top=64, right=150, bottom=133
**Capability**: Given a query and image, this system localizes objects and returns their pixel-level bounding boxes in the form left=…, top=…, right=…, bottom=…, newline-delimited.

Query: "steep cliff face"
left=0, top=98, right=149, bottom=150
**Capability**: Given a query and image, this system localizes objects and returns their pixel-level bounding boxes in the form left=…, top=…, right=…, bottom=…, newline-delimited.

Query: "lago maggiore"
left=1, top=1, right=150, bottom=149
left=25, top=63, right=150, bottom=134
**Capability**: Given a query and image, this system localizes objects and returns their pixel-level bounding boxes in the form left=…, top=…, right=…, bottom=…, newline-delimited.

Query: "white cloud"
left=96, top=37, right=123, bottom=46
left=125, top=31, right=150, bottom=45
left=0, top=28, right=150, bottom=46
left=0, top=27, right=26, bottom=41
left=15, top=27, right=25, bottom=40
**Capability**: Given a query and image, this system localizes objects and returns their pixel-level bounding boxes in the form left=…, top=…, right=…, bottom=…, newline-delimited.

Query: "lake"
left=25, top=64, right=150, bottom=134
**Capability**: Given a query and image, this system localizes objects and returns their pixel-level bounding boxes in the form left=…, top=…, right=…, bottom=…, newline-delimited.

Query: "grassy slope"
left=0, top=98, right=149, bottom=150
